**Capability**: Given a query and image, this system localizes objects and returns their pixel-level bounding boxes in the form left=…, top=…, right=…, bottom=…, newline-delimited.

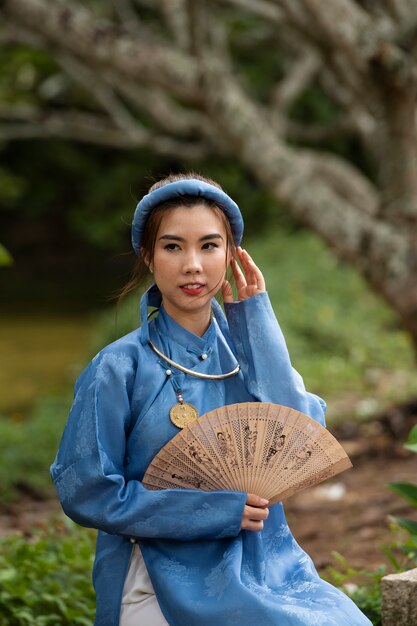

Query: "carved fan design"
left=143, top=402, right=352, bottom=504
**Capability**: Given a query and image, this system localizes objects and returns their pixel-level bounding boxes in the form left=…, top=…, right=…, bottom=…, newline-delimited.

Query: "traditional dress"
left=51, top=286, right=371, bottom=626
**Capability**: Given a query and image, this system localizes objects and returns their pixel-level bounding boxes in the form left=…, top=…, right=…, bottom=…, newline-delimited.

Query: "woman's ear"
left=141, top=249, right=153, bottom=273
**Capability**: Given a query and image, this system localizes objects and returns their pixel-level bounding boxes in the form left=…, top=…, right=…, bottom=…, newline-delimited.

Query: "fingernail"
left=260, top=498, right=269, bottom=505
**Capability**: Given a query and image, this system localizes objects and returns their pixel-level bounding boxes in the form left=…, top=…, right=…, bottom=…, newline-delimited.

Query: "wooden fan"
left=142, top=402, right=352, bottom=504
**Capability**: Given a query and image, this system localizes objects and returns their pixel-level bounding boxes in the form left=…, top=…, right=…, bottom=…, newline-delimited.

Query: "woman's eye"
left=164, top=243, right=180, bottom=251
left=202, top=242, right=219, bottom=250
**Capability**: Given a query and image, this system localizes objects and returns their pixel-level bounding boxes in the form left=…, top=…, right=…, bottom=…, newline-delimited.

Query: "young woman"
left=51, top=173, right=371, bottom=626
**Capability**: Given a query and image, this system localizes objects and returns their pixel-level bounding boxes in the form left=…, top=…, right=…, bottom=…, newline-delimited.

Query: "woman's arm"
left=51, top=349, right=249, bottom=542
left=222, top=247, right=326, bottom=424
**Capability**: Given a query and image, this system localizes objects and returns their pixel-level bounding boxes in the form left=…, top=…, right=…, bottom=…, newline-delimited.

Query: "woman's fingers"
left=226, top=248, right=266, bottom=302
left=230, top=257, right=247, bottom=290
left=221, top=279, right=234, bottom=303
left=246, top=493, right=269, bottom=507
left=240, top=493, right=269, bottom=532
left=240, top=248, right=266, bottom=291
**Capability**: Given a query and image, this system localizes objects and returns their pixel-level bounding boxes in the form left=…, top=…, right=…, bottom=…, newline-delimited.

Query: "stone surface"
left=381, top=568, right=417, bottom=626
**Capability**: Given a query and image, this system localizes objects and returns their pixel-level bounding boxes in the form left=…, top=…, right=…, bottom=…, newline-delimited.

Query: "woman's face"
left=151, top=204, right=229, bottom=330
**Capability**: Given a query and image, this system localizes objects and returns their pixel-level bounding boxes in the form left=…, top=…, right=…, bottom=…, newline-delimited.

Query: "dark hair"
left=118, top=172, right=236, bottom=303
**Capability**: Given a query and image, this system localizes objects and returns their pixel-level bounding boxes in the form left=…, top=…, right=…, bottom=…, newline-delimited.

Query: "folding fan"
left=142, top=402, right=352, bottom=504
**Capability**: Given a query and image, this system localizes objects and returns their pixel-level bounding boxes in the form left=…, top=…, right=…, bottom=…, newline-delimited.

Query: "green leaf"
left=405, top=425, right=417, bottom=453
left=391, top=516, right=417, bottom=536
left=0, top=568, right=17, bottom=582
left=386, top=482, right=417, bottom=507
left=0, top=243, right=13, bottom=267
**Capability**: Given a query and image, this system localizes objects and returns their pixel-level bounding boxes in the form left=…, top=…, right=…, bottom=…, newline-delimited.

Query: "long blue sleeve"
left=50, top=347, right=246, bottom=541
left=225, top=292, right=326, bottom=425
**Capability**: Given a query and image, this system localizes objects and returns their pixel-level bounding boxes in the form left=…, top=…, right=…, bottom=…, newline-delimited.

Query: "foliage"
left=403, top=424, right=417, bottom=453
left=0, top=243, right=13, bottom=267
left=324, top=552, right=385, bottom=626
left=0, top=396, right=70, bottom=504
left=385, top=426, right=417, bottom=568
left=0, top=521, right=95, bottom=625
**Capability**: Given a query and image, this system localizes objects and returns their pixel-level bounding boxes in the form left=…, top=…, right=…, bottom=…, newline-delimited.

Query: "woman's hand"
left=240, top=493, right=269, bottom=532
left=222, top=247, right=266, bottom=303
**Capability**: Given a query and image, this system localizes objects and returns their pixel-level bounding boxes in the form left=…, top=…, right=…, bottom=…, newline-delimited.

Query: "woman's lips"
left=180, top=283, right=205, bottom=296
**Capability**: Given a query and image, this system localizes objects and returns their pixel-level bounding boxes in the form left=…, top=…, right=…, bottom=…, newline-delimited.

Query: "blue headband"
left=131, top=179, right=244, bottom=255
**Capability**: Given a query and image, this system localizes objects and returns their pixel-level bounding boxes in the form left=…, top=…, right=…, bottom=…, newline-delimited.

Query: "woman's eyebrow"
left=158, top=233, right=224, bottom=241
left=158, top=234, right=184, bottom=241
left=200, top=233, right=224, bottom=241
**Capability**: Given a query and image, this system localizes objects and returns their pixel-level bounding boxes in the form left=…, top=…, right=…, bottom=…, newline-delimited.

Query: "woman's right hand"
left=240, top=493, right=269, bottom=532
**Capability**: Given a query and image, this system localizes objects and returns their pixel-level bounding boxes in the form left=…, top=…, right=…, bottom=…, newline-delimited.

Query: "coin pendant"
left=169, top=402, right=199, bottom=429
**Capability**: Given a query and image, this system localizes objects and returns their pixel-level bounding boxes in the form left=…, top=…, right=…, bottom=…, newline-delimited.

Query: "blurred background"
left=1, top=1, right=417, bottom=624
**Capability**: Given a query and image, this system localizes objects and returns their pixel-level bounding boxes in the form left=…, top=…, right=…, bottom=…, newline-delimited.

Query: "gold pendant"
left=170, top=401, right=199, bottom=429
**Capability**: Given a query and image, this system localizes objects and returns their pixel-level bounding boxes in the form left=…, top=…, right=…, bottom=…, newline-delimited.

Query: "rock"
left=381, top=568, right=417, bottom=626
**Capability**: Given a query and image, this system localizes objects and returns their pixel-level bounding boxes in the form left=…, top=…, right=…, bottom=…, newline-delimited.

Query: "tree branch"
left=274, top=0, right=417, bottom=90
left=382, top=0, right=417, bottom=26
left=157, top=0, right=190, bottom=50
left=0, top=17, right=45, bottom=47
left=2, top=0, right=200, bottom=101
left=55, top=53, right=140, bottom=135
left=270, top=50, right=321, bottom=113
left=300, top=149, right=379, bottom=216
left=284, top=118, right=358, bottom=143
left=112, top=0, right=142, bottom=35
left=101, top=76, right=209, bottom=138
left=221, top=0, right=283, bottom=23
left=0, top=107, right=210, bottom=158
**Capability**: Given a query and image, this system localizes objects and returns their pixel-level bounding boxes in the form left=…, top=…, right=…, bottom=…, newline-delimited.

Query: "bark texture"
left=1, top=0, right=417, bottom=348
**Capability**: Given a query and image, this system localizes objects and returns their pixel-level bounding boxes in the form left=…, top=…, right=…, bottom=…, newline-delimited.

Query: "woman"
left=51, top=173, right=371, bottom=626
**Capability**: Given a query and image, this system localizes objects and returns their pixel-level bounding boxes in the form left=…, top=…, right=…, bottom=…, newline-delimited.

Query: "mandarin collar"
left=154, top=305, right=216, bottom=352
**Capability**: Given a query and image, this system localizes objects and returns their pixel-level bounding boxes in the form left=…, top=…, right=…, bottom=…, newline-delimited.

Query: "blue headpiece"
left=131, top=179, right=244, bottom=255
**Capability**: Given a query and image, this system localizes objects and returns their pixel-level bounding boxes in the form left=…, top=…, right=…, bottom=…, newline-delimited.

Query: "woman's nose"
left=183, top=250, right=202, bottom=273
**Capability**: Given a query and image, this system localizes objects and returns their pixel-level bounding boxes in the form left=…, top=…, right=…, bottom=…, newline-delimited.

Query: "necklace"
left=147, top=339, right=240, bottom=429
left=169, top=390, right=199, bottom=429
left=148, top=340, right=240, bottom=380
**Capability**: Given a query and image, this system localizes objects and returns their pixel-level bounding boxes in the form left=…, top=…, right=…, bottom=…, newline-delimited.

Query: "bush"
left=385, top=425, right=417, bottom=568
left=0, top=520, right=95, bottom=625
left=0, top=396, right=70, bottom=504
left=324, top=552, right=385, bottom=626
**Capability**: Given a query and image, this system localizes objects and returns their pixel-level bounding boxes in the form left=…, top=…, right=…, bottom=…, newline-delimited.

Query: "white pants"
left=120, top=544, right=169, bottom=626
left=120, top=595, right=169, bottom=626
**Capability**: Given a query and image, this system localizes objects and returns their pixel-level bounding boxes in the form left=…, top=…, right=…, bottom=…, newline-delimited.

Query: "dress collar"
left=155, top=305, right=216, bottom=352
left=139, top=283, right=238, bottom=358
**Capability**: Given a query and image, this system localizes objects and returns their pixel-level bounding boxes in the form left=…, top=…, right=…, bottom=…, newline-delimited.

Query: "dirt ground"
left=287, top=402, right=417, bottom=573
left=1, top=403, right=416, bottom=577
left=287, top=454, right=417, bottom=572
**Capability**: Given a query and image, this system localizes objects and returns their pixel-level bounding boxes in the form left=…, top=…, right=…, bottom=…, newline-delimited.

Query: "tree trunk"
left=376, top=81, right=417, bottom=351
left=380, top=84, right=417, bottom=222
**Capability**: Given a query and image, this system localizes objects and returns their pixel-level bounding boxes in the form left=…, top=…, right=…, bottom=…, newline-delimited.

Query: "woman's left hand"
left=222, top=247, right=266, bottom=303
